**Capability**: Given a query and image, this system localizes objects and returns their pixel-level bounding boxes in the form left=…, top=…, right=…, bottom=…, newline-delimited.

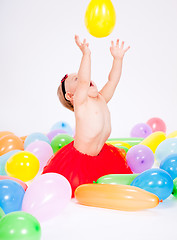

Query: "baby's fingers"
left=124, top=46, right=130, bottom=52
left=75, top=35, right=82, bottom=47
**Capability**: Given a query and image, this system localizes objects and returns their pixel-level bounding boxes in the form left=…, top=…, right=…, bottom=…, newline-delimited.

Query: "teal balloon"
left=51, top=134, right=74, bottom=153
left=0, top=211, right=41, bottom=240
left=0, top=180, right=25, bottom=214
left=131, top=168, right=173, bottom=200
left=51, top=121, right=73, bottom=136
left=0, top=150, right=21, bottom=175
left=155, top=138, right=177, bottom=163
left=24, top=132, right=50, bottom=149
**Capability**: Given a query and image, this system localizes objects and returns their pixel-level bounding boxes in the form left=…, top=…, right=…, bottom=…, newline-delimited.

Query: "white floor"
left=41, top=195, right=177, bottom=240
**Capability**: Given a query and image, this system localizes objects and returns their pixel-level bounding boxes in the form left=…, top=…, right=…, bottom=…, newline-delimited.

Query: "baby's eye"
left=75, top=77, right=78, bottom=81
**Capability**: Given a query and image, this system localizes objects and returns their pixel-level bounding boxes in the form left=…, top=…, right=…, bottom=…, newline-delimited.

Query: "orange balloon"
left=0, top=134, right=24, bottom=156
left=0, top=131, right=14, bottom=139
left=75, top=184, right=160, bottom=211
left=20, top=135, right=27, bottom=143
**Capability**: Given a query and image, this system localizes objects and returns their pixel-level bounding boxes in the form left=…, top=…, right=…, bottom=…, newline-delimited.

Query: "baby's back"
left=74, top=94, right=111, bottom=156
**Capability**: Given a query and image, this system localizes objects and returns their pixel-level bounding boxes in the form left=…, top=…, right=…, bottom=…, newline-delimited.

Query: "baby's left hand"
left=110, top=39, right=130, bottom=59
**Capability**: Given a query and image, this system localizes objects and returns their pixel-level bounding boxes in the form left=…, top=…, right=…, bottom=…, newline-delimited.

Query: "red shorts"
left=42, top=141, right=132, bottom=197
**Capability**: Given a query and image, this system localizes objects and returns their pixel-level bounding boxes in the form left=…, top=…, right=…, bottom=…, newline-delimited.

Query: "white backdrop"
left=0, top=0, right=177, bottom=137
left=1, top=1, right=177, bottom=240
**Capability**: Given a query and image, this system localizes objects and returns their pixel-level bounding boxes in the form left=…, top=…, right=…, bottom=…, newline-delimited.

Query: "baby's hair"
left=57, top=75, right=74, bottom=112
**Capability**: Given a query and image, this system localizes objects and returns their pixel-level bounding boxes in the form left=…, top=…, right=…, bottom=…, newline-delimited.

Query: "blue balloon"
left=24, top=132, right=50, bottom=149
left=160, top=154, right=177, bottom=180
left=155, top=138, right=177, bottom=163
left=0, top=150, right=21, bottom=175
left=0, top=180, right=25, bottom=214
left=51, top=121, right=73, bottom=136
left=131, top=168, right=173, bottom=200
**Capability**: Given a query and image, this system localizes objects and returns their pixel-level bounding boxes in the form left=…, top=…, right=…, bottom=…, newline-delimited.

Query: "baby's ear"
left=65, top=92, right=73, bottom=101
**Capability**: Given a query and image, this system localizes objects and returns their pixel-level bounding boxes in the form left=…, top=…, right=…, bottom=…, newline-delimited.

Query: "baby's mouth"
left=90, top=81, right=94, bottom=87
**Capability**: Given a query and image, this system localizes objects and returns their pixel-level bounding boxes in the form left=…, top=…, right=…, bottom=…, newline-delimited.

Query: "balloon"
left=0, top=180, right=25, bottom=214
left=107, top=141, right=131, bottom=149
left=172, top=177, right=177, bottom=198
left=96, top=174, right=139, bottom=185
left=155, top=138, right=177, bottom=163
left=160, top=154, right=177, bottom=180
left=126, top=145, right=154, bottom=173
left=20, top=135, right=27, bottom=143
left=75, top=184, right=160, bottom=211
left=140, top=131, right=166, bottom=153
left=0, top=176, right=27, bottom=191
left=147, top=117, right=166, bottom=133
left=24, top=132, right=50, bottom=149
left=131, top=168, right=173, bottom=200
left=116, top=146, right=129, bottom=154
left=167, top=130, right=177, bottom=138
left=25, top=141, right=53, bottom=171
left=5, top=151, right=40, bottom=182
left=0, top=150, right=21, bottom=175
left=47, top=129, right=67, bottom=142
left=22, top=173, right=71, bottom=221
left=130, top=123, right=152, bottom=138
left=0, top=131, right=14, bottom=139
left=85, top=0, right=116, bottom=38
left=51, top=134, right=74, bottom=153
left=0, top=211, right=41, bottom=240
left=51, top=121, right=73, bottom=136
left=0, top=134, right=24, bottom=156
left=107, top=138, right=144, bottom=147
left=0, top=208, right=5, bottom=220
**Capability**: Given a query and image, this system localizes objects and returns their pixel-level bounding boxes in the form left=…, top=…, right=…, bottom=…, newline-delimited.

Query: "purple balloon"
left=47, top=129, right=67, bottom=142
left=25, top=141, right=53, bottom=171
left=130, top=123, right=152, bottom=138
left=126, top=145, right=154, bottom=173
left=22, top=173, right=72, bottom=222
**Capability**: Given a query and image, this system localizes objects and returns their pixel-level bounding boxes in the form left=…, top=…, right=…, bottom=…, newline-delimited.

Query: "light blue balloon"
left=0, top=150, right=21, bottom=175
left=51, top=121, right=73, bottom=136
left=0, top=180, right=25, bottom=214
left=24, top=132, right=50, bottom=149
left=155, top=138, right=177, bottom=163
left=131, top=168, right=173, bottom=200
left=160, top=154, right=177, bottom=180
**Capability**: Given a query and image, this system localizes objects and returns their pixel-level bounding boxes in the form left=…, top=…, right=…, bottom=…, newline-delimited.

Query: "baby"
left=43, top=35, right=132, bottom=196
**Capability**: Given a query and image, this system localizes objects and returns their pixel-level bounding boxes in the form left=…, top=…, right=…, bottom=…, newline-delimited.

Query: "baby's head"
left=57, top=73, right=98, bottom=111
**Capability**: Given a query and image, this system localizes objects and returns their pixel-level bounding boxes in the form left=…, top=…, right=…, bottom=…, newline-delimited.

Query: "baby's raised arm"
left=74, top=35, right=91, bottom=106
left=99, top=39, right=130, bottom=103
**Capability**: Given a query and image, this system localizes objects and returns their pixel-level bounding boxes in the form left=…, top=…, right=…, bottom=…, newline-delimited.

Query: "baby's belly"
left=74, top=121, right=111, bottom=156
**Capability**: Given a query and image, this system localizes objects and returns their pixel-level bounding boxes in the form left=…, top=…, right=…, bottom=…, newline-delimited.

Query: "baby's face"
left=65, top=73, right=98, bottom=98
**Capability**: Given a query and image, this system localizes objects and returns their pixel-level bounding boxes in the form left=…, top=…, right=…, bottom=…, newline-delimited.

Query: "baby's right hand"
left=75, top=35, right=91, bottom=55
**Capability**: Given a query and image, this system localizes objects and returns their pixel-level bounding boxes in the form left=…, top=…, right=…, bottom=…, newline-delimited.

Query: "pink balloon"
left=22, top=173, right=72, bottom=221
left=147, top=117, right=166, bottom=133
left=0, top=175, right=28, bottom=191
left=25, top=141, right=53, bottom=171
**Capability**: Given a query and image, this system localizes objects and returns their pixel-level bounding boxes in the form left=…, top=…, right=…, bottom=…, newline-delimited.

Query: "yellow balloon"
left=5, top=151, right=40, bottom=182
left=106, top=141, right=131, bottom=149
left=85, top=0, right=116, bottom=38
left=167, top=131, right=177, bottom=138
left=140, top=131, right=166, bottom=153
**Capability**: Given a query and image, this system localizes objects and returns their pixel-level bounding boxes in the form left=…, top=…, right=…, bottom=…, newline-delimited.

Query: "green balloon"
left=96, top=174, right=139, bottom=185
left=0, top=211, right=41, bottom=240
left=0, top=208, right=5, bottom=220
left=172, top=177, right=177, bottom=198
left=115, top=146, right=129, bottom=153
left=51, top=134, right=74, bottom=153
left=107, top=138, right=144, bottom=147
